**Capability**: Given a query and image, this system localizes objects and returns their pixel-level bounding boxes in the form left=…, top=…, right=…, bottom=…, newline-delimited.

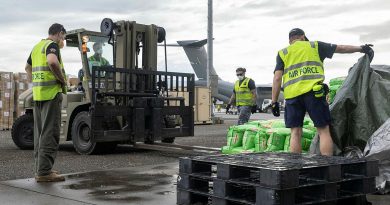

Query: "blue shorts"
left=284, top=92, right=331, bottom=128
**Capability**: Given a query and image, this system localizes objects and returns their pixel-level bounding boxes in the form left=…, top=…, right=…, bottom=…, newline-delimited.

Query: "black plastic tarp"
left=329, top=56, right=390, bottom=154
left=364, top=118, right=390, bottom=193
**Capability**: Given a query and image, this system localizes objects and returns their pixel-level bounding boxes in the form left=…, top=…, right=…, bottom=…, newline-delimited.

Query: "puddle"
left=63, top=169, right=176, bottom=202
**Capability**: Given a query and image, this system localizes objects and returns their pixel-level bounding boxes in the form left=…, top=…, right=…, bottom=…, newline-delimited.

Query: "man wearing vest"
left=227, top=67, right=257, bottom=125
left=271, top=28, right=374, bottom=156
left=88, top=42, right=110, bottom=67
left=25, top=23, right=67, bottom=182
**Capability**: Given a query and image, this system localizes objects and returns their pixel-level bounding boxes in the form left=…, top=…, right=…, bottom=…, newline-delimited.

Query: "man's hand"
left=271, top=102, right=280, bottom=117
left=251, top=105, right=257, bottom=114
left=360, top=44, right=374, bottom=62
left=226, top=104, right=231, bottom=114
left=323, top=83, right=329, bottom=96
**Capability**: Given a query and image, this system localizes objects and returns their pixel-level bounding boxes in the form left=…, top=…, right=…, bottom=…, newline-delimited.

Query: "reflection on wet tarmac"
left=63, top=168, right=176, bottom=202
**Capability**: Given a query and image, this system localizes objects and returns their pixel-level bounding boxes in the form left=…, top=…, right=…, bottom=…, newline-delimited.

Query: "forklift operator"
left=88, top=42, right=110, bottom=67
left=78, top=42, right=111, bottom=84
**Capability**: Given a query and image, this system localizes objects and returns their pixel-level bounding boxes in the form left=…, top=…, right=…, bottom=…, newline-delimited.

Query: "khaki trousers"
left=33, top=93, right=62, bottom=176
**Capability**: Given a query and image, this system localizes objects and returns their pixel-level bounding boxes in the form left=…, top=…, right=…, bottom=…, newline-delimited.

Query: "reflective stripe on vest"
left=234, top=77, right=254, bottom=106
left=31, top=39, right=65, bottom=101
left=279, top=41, right=324, bottom=99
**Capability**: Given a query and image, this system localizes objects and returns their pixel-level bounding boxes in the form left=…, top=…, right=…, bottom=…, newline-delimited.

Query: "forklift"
left=12, top=18, right=195, bottom=155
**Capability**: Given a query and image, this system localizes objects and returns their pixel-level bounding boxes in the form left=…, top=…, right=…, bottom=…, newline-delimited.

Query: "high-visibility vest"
left=88, top=55, right=110, bottom=78
left=278, top=41, right=324, bottom=99
left=88, top=55, right=110, bottom=67
left=234, top=77, right=254, bottom=106
left=31, top=39, right=66, bottom=101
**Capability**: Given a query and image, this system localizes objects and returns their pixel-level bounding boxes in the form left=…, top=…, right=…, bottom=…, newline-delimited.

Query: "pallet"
left=177, top=174, right=376, bottom=205
left=177, top=189, right=370, bottom=205
left=177, top=153, right=378, bottom=205
left=179, top=153, right=378, bottom=189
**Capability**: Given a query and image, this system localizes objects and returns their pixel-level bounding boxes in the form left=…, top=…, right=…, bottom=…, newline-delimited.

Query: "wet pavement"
left=0, top=163, right=178, bottom=205
left=1, top=162, right=390, bottom=205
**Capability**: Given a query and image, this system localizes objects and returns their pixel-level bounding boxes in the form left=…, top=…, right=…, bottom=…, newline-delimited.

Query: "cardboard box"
left=14, top=72, right=30, bottom=118
left=168, top=86, right=212, bottom=124
left=0, top=71, right=14, bottom=129
left=68, top=77, right=80, bottom=87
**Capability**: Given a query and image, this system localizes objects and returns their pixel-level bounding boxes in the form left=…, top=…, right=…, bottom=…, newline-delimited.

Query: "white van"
left=261, top=99, right=272, bottom=113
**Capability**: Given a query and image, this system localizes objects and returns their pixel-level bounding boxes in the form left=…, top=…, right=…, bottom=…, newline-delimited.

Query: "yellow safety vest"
left=234, top=77, right=254, bottom=106
left=278, top=41, right=324, bottom=99
left=31, top=39, right=66, bottom=101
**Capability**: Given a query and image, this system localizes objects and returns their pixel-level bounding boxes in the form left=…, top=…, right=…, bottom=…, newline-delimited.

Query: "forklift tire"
left=161, top=116, right=176, bottom=143
left=11, top=114, right=34, bottom=150
left=72, top=111, right=96, bottom=155
left=71, top=111, right=118, bottom=155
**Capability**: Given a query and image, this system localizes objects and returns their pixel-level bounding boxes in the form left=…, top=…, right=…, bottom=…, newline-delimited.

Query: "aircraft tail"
left=176, top=39, right=220, bottom=80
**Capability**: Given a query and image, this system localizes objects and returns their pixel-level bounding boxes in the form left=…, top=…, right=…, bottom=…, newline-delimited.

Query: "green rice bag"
left=226, top=125, right=248, bottom=148
left=266, top=132, right=287, bottom=151
left=266, top=128, right=291, bottom=136
left=227, top=126, right=235, bottom=138
left=302, top=138, right=312, bottom=151
left=281, top=135, right=312, bottom=152
left=270, top=120, right=286, bottom=128
left=303, top=118, right=313, bottom=126
left=254, top=131, right=268, bottom=152
left=329, top=84, right=342, bottom=103
left=235, top=124, right=258, bottom=132
left=221, top=146, right=245, bottom=154
left=302, top=128, right=316, bottom=139
left=241, top=148, right=255, bottom=153
left=284, top=135, right=291, bottom=151
left=242, top=129, right=257, bottom=150
left=329, top=77, right=346, bottom=86
left=221, top=146, right=232, bottom=154
left=303, top=124, right=316, bottom=132
left=246, top=121, right=262, bottom=127
left=259, top=120, right=285, bottom=129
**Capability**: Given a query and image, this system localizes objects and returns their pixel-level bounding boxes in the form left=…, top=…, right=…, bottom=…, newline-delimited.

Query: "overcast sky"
left=0, top=0, right=389, bottom=84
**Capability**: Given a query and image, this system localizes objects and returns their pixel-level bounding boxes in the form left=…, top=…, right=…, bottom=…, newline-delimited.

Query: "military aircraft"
left=165, top=39, right=283, bottom=111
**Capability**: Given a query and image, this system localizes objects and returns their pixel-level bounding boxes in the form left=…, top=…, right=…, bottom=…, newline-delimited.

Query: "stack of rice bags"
left=222, top=119, right=316, bottom=154
left=328, top=77, right=346, bottom=104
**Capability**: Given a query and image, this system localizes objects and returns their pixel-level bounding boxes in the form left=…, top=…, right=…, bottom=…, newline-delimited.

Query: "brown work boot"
left=51, top=170, right=59, bottom=174
left=35, top=172, right=65, bottom=182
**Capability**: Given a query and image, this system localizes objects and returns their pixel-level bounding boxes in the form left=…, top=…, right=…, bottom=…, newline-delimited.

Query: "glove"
left=323, top=83, right=329, bottom=96
left=271, top=102, right=280, bottom=117
left=251, top=105, right=257, bottom=114
left=360, top=44, right=374, bottom=62
left=226, top=104, right=231, bottom=114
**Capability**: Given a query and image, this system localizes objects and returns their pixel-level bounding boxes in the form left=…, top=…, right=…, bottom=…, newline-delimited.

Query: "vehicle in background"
left=261, top=99, right=272, bottom=113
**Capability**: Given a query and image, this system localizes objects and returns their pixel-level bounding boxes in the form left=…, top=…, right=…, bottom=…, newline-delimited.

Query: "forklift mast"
left=113, top=20, right=159, bottom=70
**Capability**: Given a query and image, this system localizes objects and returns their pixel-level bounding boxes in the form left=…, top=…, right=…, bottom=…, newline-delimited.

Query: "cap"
left=289, top=28, right=309, bottom=41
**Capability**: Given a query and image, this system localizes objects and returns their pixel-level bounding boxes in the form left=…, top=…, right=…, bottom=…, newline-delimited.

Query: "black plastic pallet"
left=177, top=189, right=370, bottom=205
left=177, top=174, right=376, bottom=205
left=179, top=153, right=378, bottom=189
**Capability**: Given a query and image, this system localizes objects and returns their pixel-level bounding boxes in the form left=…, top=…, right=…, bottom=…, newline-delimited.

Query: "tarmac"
left=1, top=158, right=390, bottom=205
left=0, top=163, right=179, bottom=205
left=1, top=113, right=389, bottom=205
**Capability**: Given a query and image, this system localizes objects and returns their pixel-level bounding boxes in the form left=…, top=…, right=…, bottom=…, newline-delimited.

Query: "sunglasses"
left=236, top=73, right=244, bottom=76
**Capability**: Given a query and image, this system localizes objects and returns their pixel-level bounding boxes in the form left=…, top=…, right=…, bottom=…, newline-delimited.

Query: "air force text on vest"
left=33, top=72, right=45, bottom=80
left=288, top=66, right=320, bottom=78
